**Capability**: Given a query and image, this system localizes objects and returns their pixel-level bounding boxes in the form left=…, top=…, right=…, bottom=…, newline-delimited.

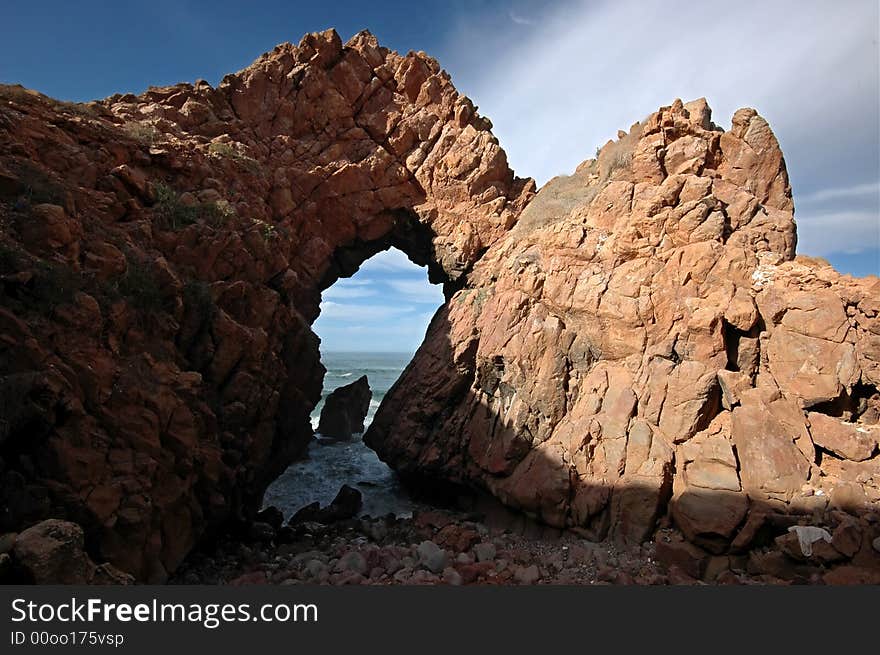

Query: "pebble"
left=513, top=564, right=541, bottom=584
left=442, top=567, right=462, bottom=585
left=165, top=508, right=849, bottom=587
left=417, top=540, right=448, bottom=574
left=473, top=542, right=496, bottom=562
left=336, top=551, right=367, bottom=575
left=304, top=559, right=327, bottom=578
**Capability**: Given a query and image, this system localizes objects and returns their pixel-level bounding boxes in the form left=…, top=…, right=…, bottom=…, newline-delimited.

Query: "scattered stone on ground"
left=167, top=506, right=880, bottom=586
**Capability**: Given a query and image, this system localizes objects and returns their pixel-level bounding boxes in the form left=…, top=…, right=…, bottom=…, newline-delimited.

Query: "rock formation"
left=0, top=28, right=877, bottom=582
left=10, top=519, right=134, bottom=584
left=0, top=29, right=530, bottom=582
left=366, top=98, right=880, bottom=571
left=317, top=375, right=372, bottom=437
left=288, top=484, right=363, bottom=524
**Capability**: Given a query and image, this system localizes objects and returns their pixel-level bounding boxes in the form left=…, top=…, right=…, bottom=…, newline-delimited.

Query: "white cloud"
left=796, top=210, right=880, bottom=256
left=797, top=182, right=880, bottom=205
left=447, top=0, right=877, bottom=185
left=386, top=279, right=445, bottom=304
left=509, top=11, right=534, bottom=26
left=359, top=248, right=422, bottom=274
left=316, top=309, right=439, bottom=352
left=318, top=301, right=414, bottom=322
left=322, top=284, right=377, bottom=300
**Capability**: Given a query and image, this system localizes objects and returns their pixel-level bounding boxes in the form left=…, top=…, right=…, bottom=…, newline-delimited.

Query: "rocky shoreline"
left=3, top=485, right=878, bottom=584
left=168, top=492, right=880, bottom=586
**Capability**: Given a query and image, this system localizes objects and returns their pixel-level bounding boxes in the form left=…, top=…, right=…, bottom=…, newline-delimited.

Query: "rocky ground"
left=4, top=484, right=879, bottom=585
left=168, top=494, right=880, bottom=586
left=170, top=509, right=695, bottom=586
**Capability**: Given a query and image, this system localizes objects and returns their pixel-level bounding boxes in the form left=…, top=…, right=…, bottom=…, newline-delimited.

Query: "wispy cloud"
left=316, top=308, right=439, bottom=352
left=318, top=301, right=414, bottom=322
left=509, top=11, right=534, bottom=26
left=797, top=182, right=880, bottom=205
left=386, top=279, right=445, bottom=304
left=322, top=284, right=377, bottom=300
left=796, top=210, right=880, bottom=256
left=359, top=248, right=420, bottom=273
left=314, top=245, right=443, bottom=350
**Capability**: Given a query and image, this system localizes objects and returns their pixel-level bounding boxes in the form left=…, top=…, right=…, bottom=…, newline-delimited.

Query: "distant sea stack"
left=317, top=376, right=372, bottom=438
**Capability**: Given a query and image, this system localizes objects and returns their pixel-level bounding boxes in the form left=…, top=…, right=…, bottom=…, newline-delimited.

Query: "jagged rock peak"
left=367, top=97, right=880, bottom=566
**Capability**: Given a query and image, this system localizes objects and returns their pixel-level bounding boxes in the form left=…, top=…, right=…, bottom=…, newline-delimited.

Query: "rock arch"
left=0, top=29, right=531, bottom=581
left=1, top=30, right=878, bottom=584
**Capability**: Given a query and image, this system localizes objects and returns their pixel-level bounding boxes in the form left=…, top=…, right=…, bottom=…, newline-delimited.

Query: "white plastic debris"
left=787, top=525, right=832, bottom=557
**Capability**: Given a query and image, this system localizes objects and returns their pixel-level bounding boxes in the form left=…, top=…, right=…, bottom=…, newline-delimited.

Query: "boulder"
left=12, top=520, right=96, bottom=584
left=808, top=413, right=878, bottom=462
left=322, top=484, right=363, bottom=521
left=416, top=540, right=448, bottom=574
left=289, top=485, right=363, bottom=525
left=0, top=30, right=534, bottom=580
left=317, top=376, right=372, bottom=438
left=367, top=97, right=879, bottom=554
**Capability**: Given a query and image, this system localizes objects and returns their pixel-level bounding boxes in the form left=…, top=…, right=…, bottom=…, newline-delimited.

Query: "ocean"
left=263, top=352, right=424, bottom=519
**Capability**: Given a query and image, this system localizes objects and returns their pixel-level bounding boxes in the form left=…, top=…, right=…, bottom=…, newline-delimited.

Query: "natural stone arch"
left=0, top=29, right=531, bottom=581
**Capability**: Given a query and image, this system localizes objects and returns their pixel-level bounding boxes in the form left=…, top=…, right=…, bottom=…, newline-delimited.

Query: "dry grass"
left=123, top=121, right=160, bottom=145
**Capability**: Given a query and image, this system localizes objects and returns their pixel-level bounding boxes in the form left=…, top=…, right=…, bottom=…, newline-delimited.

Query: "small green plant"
left=207, top=142, right=237, bottom=158
left=12, top=163, right=64, bottom=207
left=123, top=121, right=159, bottom=145
left=257, top=221, right=278, bottom=242
left=202, top=200, right=236, bottom=228
left=154, top=183, right=199, bottom=229
left=207, top=141, right=261, bottom=175
left=154, top=183, right=235, bottom=230
left=57, top=100, right=98, bottom=119
left=607, top=149, right=632, bottom=173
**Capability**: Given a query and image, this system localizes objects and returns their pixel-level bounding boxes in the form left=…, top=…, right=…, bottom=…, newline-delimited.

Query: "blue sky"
left=312, top=249, right=443, bottom=352
left=2, top=0, right=878, bottom=352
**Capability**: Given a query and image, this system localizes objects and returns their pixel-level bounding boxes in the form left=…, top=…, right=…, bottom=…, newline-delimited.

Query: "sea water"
left=263, top=352, right=425, bottom=519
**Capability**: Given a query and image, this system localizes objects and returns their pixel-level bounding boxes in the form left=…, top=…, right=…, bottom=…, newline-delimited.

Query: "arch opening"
left=264, top=243, right=445, bottom=519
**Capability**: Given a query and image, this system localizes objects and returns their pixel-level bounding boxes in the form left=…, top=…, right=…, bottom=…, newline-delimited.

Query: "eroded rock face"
left=1, top=30, right=877, bottom=582
left=366, top=98, right=880, bottom=557
left=0, top=29, right=531, bottom=581
left=317, top=375, right=371, bottom=438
